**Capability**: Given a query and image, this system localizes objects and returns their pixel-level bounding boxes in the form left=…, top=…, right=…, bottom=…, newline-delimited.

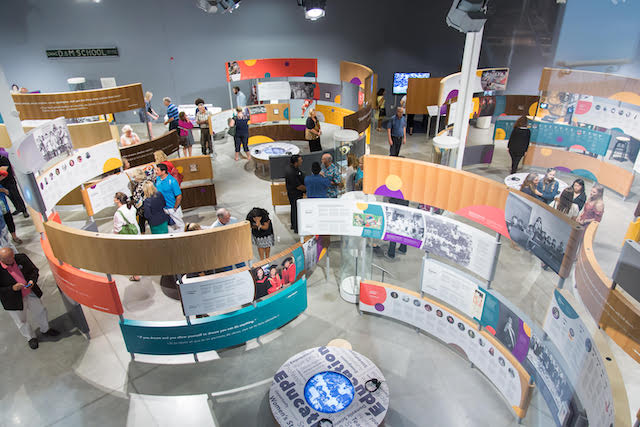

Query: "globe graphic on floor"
left=304, top=371, right=355, bottom=414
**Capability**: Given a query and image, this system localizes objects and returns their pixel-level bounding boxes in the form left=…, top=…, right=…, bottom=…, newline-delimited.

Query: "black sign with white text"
left=46, top=48, right=119, bottom=58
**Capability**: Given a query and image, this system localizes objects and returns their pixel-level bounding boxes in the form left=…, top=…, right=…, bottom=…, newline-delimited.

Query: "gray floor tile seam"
left=44, top=389, right=124, bottom=427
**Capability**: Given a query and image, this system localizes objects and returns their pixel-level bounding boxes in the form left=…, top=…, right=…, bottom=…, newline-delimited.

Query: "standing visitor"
left=112, top=192, right=141, bottom=281
left=142, top=181, right=170, bottom=234
left=305, top=162, right=330, bottom=198
left=537, top=168, right=559, bottom=205
left=0, top=247, right=60, bottom=350
left=195, top=100, right=213, bottom=156
left=246, top=207, right=275, bottom=260
left=129, top=169, right=153, bottom=233
left=153, top=150, right=183, bottom=185
left=355, top=156, right=364, bottom=191
left=233, top=86, right=247, bottom=108
left=178, top=112, right=194, bottom=157
left=0, top=154, right=28, bottom=217
left=375, top=88, right=386, bottom=131
left=507, top=115, right=531, bottom=174
left=0, top=211, right=16, bottom=252
left=285, top=155, right=306, bottom=234
left=0, top=171, right=22, bottom=244
left=163, top=97, right=179, bottom=134
left=229, top=109, right=250, bottom=161
left=387, top=107, right=407, bottom=156
left=578, top=185, right=605, bottom=225
left=320, top=153, right=341, bottom=198
left=155, top=163, right=184, bottom=232
left=142, top=91, right=159, bottom=139
left=119, top=125, right=141, bottom=147
left=305, top=108, right=323, bottom=152
left=345, top=154, right=358, bottom=192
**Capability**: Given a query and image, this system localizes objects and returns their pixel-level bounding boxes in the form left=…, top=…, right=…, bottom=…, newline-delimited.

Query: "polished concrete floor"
left=1, top=122, right=639, bottom=426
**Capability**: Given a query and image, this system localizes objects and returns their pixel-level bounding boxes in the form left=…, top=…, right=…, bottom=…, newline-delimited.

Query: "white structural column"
left=0, top=66, right=25, bottom=150
left=453, top=26, right=484, bottom=170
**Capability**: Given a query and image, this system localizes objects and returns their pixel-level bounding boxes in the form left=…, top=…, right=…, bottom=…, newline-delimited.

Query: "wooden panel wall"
left=343, top=105, right=372, bottom=134
left=120, top=131, right=180, bottom=167
left=1, top=120, right=112, bottom=149
left=44, top=220, right=252, bottom=276
left=271, top=182, right=290, bottom=206
left=172, top=156, right=213, bottom=181
left=406, top=78, right=443, bottom=114
left=340, top=61, right=373, bottom=86
left=249, top=124, right=305, bottom=141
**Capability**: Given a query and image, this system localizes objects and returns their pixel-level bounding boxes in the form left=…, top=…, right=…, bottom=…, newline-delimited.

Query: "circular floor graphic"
left=304, top=371, right=355, bottom=413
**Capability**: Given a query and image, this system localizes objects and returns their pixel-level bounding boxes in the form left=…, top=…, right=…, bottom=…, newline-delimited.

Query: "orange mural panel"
left=225, top=58, right=317, bottom=82
left=41, top=237, right=123, bottom=315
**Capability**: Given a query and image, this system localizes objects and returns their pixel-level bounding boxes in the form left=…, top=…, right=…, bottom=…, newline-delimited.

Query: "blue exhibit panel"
left=495, top=119, right=611, bottom=156
left=120, top=278, right=308, bottom=355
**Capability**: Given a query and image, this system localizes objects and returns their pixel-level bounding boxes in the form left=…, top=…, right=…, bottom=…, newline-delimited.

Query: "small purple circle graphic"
left=374, top=303, right=385, bottom=312
left=556, top=136, right=563, bottom=142
left=284, top=61, right=290, bottom=67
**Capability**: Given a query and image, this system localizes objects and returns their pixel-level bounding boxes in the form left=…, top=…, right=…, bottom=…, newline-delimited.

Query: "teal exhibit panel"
left=494, top=119, right=612, bottom=157
left=120, top=278, right=307, bottom=355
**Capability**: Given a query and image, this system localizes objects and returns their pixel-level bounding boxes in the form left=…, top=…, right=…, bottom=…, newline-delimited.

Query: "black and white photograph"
left=422, top=215, right=473, bottom=267
left=495, top=309, right=519, bottom=352
left=290, top=82, right=316, bottom=99
left=33, top=117, right=74, bottom=162
left=505, top=192, right=572, bottom=274
left=248, top=105, right=266, bottom=115
left=383, top=205, right=425, bottom=245
left=303, top=237, right=318, bottom=274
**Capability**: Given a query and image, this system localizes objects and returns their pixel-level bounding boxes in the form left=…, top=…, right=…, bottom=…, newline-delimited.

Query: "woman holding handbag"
left=178, top=112, right=194, bottom=157
left=113, top=192, right=141, bottom=281
left=305, top=108, right=322, bottom=152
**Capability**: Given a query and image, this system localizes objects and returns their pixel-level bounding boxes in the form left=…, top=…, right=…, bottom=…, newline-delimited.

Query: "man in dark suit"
left=0, top=247, right=58, bottom=349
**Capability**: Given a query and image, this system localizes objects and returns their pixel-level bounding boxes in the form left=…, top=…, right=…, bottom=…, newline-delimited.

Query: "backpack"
left=118, top=210, right=139, bottom=235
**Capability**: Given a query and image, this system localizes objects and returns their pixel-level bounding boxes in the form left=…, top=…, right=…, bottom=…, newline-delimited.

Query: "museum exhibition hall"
left=1, top=0, right=640, bottom=426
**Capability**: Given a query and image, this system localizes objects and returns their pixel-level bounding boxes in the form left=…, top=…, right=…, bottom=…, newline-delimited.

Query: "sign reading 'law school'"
left=46, top=48, right=119, bottom=58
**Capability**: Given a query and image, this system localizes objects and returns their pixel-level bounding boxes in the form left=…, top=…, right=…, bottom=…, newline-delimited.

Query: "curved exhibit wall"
left=539, top=68, right=640, bottom=106
left=43, top=220, right=253, bottom=276
left=359, top=281, right=533, bottom=419
left=575, top=222, right=640, bottom=363
left=0, top=120, right=113, bottom=149
left=523, top=144, right=634, bottom=197
left=225, top=58, right=317, bottom=82
left=120, top=130, right=180, bottom=167
left=439, top=68, right=510, bottom=107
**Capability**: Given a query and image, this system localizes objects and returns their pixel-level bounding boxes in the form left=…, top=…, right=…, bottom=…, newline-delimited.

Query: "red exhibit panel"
left=226, top=58, right=317, bottom=82
left=41, top=237, right=123, bottom=315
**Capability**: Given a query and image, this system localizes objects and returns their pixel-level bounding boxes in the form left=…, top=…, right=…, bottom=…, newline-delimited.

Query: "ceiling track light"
left=301, top=0, right=326, bottom=21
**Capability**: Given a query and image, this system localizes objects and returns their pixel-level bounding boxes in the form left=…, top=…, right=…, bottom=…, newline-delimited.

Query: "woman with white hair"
left=305, top=108, right=322, bottom=152
left=120, top=125, right=141, bottom=147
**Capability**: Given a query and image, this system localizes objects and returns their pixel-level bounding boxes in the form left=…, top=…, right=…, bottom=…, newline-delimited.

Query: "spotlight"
left=301, top=0, right=326, bottom=21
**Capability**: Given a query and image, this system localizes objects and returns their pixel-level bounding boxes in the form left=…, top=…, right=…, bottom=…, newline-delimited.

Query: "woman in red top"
left=178, top=112, right=194, bottom=157
left=153, top=150, right=183, bottom=185
left=267, top=266, right=283, bottom=294
left=281, top=257, right=296, bottom=284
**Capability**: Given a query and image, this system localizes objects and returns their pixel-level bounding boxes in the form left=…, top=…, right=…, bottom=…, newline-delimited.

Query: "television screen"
left=393, top=72, right=431, bottom=95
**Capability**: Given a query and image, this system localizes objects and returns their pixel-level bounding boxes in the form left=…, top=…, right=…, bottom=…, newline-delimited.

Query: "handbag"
left=118, top=211, right=139, bottom=235
left=380, top=107, right=387, bottom=117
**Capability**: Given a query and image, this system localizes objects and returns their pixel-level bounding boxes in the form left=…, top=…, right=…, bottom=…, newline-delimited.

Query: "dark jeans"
left=136, top=207, right=147, bottom=234
left=4, top=180, right=26, bottom=213
left=234, top=135, right=249, bottom=152
left=169, top=120, right=179, bottom=133
left=3, top=212, right=15, bottom=234
left=289, top=193, right=303, bottom=233
left=308, top=138, right=322, bottom=152
left=387, top=241, right=407, bottom=258
left=407, top=114, right=415, bottom=131
left=390, top=136, right=403, bottom=156
left=200, top=127, right=212, bottom=155
left=509, top=151, right=524, bottom=174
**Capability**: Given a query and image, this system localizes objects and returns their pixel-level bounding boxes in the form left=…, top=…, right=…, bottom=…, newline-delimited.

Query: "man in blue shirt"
left=155, top=163, right=183, bottom=232
left=233, top=86, right=247, bottom=108
left=163, top=97, right=179, bottom=134
left=305, top=162, right=330, bottom=198
left=387, top=107, right=407, bottom=156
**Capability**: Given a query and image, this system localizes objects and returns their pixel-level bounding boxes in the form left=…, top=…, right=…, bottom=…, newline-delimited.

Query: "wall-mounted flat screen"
left=393, top=72, right=431, bottom=95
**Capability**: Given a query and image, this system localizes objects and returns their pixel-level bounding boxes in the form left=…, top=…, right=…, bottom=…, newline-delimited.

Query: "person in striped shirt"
left=163, top=97, right=179, bottom=134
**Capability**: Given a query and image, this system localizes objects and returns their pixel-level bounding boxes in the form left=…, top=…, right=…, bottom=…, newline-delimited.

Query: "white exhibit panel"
left=86, top=172, right=131, bottom=214
left=258, top=81, right=292, bottom=102
left=270, top=346, right=389, bottom=426
left=210, top=109, right=235, bottom=134
left=359, top=283, right=523, bottom=409
left=11, top=117, right=74, bottom=173
left=542, top=290, right=614, bottom=427
left=179, top=271, right=255, bottom=317
left=298, top=198, right=499, bottom=280
left=35, top=140, right=122, bottom=212
left=421, top=257, right=484, bottom=319
left=573, top=95, right=640, bottom=140
left=177, top=104, right=218, bottom=125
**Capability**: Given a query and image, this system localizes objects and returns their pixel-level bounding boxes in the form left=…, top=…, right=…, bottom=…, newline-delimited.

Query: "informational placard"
left=120, top=278, right=307, bottom=355
left=209, top=109, right=235, bottom=134
left=505, top=192, right=573, bottom=275
left=494, top=119, right=611, bottom=157
left=317, top=83, right=342, bottom=102
left=85, top=172, right=131, bottom=214
left=359, top=282, right=525, bottom=410
left=421, top=257, right=484, bottom=318
left=180, top=270, right=255, bottom=316
left=11, top=83, right=144, bottom=120
left=343, top=105, right=372, bottom=134
left=177, top=104, right=217, bottom=126
left=120, top=131, right=179, bottom=167
left=35, top=140, right=122, bottom=212
left=298, top=199, right=499, bottom=280
left=289, top=82, right=316, bottom=100
left=258, top=81, right=291, bottom=101
left=543, top=290, right=614, bottom=427
left=479, top=290, right=531, bottom=363
left=574, top=95, right=640, bottom=141
left=270, top=346, right=389, bottom=427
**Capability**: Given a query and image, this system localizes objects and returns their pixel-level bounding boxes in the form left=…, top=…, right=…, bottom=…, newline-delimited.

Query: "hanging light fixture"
left=300, top=0, right=326, bottom=21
